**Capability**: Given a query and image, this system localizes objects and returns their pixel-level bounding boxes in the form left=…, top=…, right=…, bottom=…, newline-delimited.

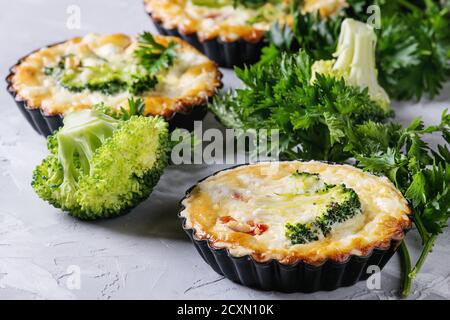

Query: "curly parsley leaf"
left=345, top=109, right=450, bottom=295
left=210, top=50, right=391, bottom=162
left=377, top=12, right=450, bottom=100
left=93, top=97, right=146, bottom=121
left=134, top=32, right=178, bottom=75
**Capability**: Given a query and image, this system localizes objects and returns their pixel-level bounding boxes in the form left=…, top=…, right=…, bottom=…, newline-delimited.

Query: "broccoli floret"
left=46, top=48, right=161, bottom=96
left=32, top=108, right=168, bottom=219
left=311, top=18, right=391, bottom=112
left=285, top=223, right=319, bottom=244
left=285, top=184, right=362, bottom=245
left=86, top=79, right=127, bottom=95
left=291, top=171, right=319, bottom=179
left=128, top=74, right=158, bottom=96
left=290, top=171, right=322, bottom=192
left=192, top=0, right=266, bottom=8
left=59, top=64, right=128, bottom=95
left=314, top=184, right=361, bottom=235
left=191, top=0, right=232, bottom=8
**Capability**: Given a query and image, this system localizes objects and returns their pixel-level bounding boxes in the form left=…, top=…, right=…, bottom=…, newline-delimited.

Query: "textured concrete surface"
left=1, top=0, right=449, bottom=300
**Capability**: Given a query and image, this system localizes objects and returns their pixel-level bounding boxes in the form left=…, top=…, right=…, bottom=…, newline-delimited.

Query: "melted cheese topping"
left=145, top=0, right=348, bottom=41
left=181, top=161, right=411, bottom=264
left=10, top=34, right=221, bottom=117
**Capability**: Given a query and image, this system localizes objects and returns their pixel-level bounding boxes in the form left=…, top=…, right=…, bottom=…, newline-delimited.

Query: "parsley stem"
left=424, top=0, right=435, bottom=13
left=409, top=235, right=437, bottom=279
left=413, top=213, right=430, bottom=244
left=400, top=241, right=412, bottom=297
left=397, top=0, right=421, bottom=13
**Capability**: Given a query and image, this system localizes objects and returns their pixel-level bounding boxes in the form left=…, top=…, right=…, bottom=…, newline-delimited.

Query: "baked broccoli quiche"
left=145, top=0, right=347, bottom=67
left=7, top=33, right=222, bottom=135
left=180, top=161, right=412, bottom=292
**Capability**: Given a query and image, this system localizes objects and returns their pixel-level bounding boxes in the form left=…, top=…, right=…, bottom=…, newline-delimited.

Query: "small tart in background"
left=145, top=0, right=347, bottom=42
left=7, top=33, right=222, bottom=121
left=144, top=0, right=348, bottom=67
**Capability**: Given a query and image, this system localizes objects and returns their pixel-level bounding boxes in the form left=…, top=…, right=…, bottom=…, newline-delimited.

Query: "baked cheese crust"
left=181, top=161, right=411, bottom=264
left=9, top=33, right=222, bottom=117
left=145, top=0, right=348, bottom=42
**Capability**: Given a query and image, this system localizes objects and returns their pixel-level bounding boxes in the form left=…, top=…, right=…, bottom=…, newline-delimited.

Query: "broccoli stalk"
left=32, top=108, right=168, bottom=219
left=311, top=18, right=391, bottom=111
left=285, top=184, right=362, bottom=245
left=55, top=110, right=120, bottom=207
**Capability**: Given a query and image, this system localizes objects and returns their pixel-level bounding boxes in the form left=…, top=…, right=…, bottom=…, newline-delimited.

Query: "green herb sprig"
left=344, top=111, right=450, bottom=296
left=263, top=0, right=450, bottom=100
left=93, top=97, right=145, bottom=121
left=210, top=50, right=391, bottom=162
left=134, top=32, right=178, bottom=75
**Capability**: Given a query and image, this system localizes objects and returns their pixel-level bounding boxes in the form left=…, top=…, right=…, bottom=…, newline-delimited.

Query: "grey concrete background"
left=0, top=0, right=449, bottom=300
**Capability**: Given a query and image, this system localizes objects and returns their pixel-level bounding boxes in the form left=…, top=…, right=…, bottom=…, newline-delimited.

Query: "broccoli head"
left=285, top=183, right=362, bottom=245
left=32, top=108, right=168, bottom=219
left=192, top=0, right=269, bottom=8
left=311, top=18, right=391, bottom=112
left=291, top=171, right=322, bottom=192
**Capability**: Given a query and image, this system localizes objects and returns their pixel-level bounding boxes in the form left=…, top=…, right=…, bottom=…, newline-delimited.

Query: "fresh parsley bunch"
left=210, top=50, right=391, bottom=162
left=263, top=0, right=450, bottom=100
left=345, top=111, right=450, bottom=296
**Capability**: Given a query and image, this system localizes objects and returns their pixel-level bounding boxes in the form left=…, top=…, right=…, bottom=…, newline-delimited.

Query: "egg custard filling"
left=145, top=0, right=348, bottom=42
left=9, top=33, right=221, bottom=117
left=181, top=161, right=411, bottom=264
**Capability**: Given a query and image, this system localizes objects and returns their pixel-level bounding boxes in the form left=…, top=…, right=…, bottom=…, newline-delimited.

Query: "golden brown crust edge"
left=189, top=194, right=411, bottom=266
left=7, top=35, right=223, bottom=119
left=148, top=37, right=223, bottom=119
left=181, top=162, right=413, bottom=266
left=6, top=41, right=62, bottom=108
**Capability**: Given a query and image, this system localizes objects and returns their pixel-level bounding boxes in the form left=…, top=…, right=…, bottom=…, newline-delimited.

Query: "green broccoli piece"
left=59, top=64, right=128, bottom=95
left=32, top=108, right=168, bottom=219
left=128, top=74, right=158, bottom=96
left=86, top=79, right=126, bottom=95
left=285, top=223, right=319, bottom=244
left=311, top=18, right=391, bottom=112
left=314, top=184, right=361, bottom=235
left=290, top=171, right=322, bottom=193
left=285, top=184, right=362, bottom=245
left=191, top=0, right=232, bottom=8
left=192, top=0, right=281, bottom=10
left=291, top=171, right=320, bottom=181
left=46, top=49, right=160, bottom=96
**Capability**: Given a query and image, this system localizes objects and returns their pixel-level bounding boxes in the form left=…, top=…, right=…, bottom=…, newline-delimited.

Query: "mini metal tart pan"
left=178, top=163, right=410, bottom=293
left=5, top=45, right=222, bottom=137
left=150, top=16, right=265, bottom=68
